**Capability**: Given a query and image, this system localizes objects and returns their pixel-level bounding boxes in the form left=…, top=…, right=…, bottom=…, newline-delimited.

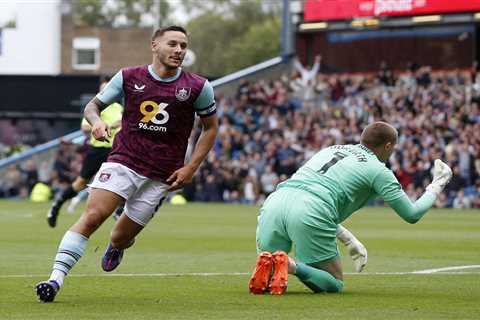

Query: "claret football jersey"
left=96, top=65, right=216, bottom=182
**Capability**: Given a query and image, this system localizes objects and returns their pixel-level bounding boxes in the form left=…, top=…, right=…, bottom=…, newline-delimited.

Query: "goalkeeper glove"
left=346, top=240, right=368, bottom=273
left=426, top=159, right=453, bottom=196
left=337, top=225, right=368, bottom=273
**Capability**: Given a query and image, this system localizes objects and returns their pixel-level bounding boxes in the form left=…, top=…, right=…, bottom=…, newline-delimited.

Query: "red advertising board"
left=304, top=0, right=480, bottom=21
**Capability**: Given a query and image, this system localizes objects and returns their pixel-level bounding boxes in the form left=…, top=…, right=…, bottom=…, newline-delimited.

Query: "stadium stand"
left=187, top=65, right=480, bottom=208
left=1, top=59, right=479, bottom=209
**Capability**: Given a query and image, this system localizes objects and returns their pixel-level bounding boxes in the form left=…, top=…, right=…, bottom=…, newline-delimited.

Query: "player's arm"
left=84, top=71, right=124, bottom=141
left=188, top=115, right=218, bottom=169
left=84, top=98, right=109, bottom=141
left=167, top=114, right=218, bottom=191
left=374, top=160, right=452, bottom=224
left=167, top=80, right=218, bottom=191
left=309, top=55, right=321, bottom=78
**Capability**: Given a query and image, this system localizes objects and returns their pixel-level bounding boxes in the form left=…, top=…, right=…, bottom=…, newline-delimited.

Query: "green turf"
left=0, top=200, right=479, bottom=319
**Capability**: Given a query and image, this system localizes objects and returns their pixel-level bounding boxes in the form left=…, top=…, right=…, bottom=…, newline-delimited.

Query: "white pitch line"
left=2, top=267, right=480, bottom=279
left=412, top=265, right=480, bottom=274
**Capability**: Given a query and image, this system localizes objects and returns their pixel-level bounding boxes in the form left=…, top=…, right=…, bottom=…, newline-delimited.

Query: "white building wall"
left=0, top=0, right=61, bottom=75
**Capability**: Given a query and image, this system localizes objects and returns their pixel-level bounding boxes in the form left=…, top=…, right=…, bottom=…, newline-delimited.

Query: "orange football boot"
left=269, top=251, right=289, bottom=295
left=249, top=252, right=273, bottom=294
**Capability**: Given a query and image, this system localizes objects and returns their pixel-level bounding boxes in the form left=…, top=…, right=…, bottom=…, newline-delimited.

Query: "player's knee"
left=82, top=213, right=103, bottom=231
left=82, top=206, right=109, bottom=231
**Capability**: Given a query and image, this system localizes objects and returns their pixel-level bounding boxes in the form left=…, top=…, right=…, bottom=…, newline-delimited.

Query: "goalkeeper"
left=249, top=121, right=452, bottom=295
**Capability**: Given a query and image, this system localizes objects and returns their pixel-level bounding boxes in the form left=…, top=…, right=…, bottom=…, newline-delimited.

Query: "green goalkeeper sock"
left=295, top=262, right=344, bottom=293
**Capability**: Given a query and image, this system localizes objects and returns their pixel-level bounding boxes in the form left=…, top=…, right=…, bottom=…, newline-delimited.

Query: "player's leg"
left=47, top=147, right=109, bottom=227
left=67, top=188, right=89, bottom=214
left=250, top=190, right=292, bottom=294
left=36, top=188, right=123, bottom=302
left=37, top=162, right=134, bottom=302
left=101, top=179, right=169, bottom=272
left=101, top=213, right=142, bottom=272
left=47, top=176, right=88, bottom=227
left=293, top=257, right=344, bottom=293
left=287, top=196, right=344, bottom=293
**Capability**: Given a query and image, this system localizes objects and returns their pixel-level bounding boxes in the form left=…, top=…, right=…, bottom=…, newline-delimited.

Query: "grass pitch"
left=0, top=200, right=479, bottom=319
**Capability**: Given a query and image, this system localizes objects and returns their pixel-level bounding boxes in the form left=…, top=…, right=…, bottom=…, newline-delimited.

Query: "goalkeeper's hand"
left=346, top=239, right=368, bottom=273
left=426, top=159, right=453, bottom=196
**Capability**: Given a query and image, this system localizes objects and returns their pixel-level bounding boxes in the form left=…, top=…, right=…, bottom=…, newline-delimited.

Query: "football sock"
left=295, top=262, right=344, bottom=293
left=53, top=185, right=78, bottom=209
left=49, top=231, right=88, bottom=287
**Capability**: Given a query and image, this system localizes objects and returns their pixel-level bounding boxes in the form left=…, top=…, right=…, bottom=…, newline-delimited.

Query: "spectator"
left=20, top=159, right=39, bottom=194
left=8, top=63, right=479, bottom=210
left=242, top=175, right=259, bottom=205
left=260, top=164, right=279, bottom=197
left=2, top=165, right=22, bottom=197
left=452, top=190, right=471, bottom=209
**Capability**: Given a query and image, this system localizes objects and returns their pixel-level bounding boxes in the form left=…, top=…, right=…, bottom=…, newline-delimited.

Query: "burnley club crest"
left=99, top=172, right=111, bottom=183
left=175, top=87, right=191, bottom=101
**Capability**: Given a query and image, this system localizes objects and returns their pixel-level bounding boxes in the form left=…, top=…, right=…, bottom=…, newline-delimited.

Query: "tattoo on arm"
left=84, top=98, right=108, bottom=126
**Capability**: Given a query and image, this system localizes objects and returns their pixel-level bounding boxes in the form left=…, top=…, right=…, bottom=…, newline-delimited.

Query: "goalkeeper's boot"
left=269, top=251, right=289, bottom=295
left=35, top=280, right=60, bottom=303
left=249, top=252, right=273, bottom=294
left=47, top=204, right=60, bottom=228
left=101, top=243, right=124, bottom=272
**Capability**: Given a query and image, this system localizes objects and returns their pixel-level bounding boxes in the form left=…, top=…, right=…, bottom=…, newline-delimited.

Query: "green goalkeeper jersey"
left=277, top=144, right=436, bottom=224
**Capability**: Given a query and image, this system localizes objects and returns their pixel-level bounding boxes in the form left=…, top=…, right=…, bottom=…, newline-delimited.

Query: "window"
left=72, top=37, right=100, bottom=70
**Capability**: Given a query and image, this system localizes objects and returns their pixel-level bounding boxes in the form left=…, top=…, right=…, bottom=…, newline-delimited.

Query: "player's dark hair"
left=152, top=25, right=187, bottom=40
left=360, top=121, right=398, bottom=148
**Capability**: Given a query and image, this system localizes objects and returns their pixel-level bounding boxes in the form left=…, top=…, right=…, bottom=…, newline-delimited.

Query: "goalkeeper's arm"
left=374, top=160, right=452, bottom=224
left=387, top=193, right=436, bottom=224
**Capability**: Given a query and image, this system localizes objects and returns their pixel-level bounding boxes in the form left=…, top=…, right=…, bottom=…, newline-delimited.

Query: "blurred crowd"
left=186, top=60, right=480, bottom=209
left=1, top=60, right=480, bottom=209
left=0, top=142, right=84, bottom=200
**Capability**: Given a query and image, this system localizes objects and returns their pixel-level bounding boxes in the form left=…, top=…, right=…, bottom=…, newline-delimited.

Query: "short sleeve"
left=96, top=70, right=124, bottom=105
left=194, top=80, right=216, bottom=118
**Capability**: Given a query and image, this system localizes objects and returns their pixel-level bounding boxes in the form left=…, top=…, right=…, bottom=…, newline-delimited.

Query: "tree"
left=158, top=0, right=173, bottom=27
left=72, top=0, right=172, bottom=27
left=225, top=16, right=281, bottom=72
left=114, top=0, right=153, bottom=27
left=73, top=0, right=115, bottom=27
left=71, top=0, right=282, bottom=76
left=185, top=0, right=281, bottom=76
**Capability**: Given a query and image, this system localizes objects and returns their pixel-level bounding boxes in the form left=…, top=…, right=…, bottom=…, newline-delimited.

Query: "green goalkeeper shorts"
left=256, top=187, right=339, bottom=264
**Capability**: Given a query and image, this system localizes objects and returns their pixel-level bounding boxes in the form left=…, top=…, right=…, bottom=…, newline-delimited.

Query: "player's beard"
left=159, top=52, right=183, bottom=70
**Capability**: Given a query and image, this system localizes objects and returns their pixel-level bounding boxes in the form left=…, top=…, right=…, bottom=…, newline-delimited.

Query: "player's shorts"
left=80, top=147, right=111, bottom=180
left=90, top=162, right=169, bottom=226
left=256, top=187, right=339, bottom=264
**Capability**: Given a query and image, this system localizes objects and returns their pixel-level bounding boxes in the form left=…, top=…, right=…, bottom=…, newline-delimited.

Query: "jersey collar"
left=148, top=64, right=182, bottom=82
left=358, top=144, right=375, bottom=155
